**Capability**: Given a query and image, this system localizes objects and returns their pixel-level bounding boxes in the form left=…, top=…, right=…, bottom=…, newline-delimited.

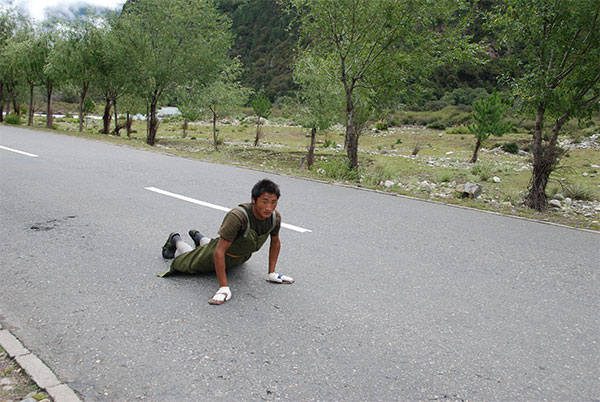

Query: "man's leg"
left=174, top=238, right=193, bottom=257
left=189, top=230, right=210, bottom=247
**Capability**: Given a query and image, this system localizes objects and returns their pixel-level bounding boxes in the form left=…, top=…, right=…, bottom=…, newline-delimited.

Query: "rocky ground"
left=0, top=348, right=50, bottom=402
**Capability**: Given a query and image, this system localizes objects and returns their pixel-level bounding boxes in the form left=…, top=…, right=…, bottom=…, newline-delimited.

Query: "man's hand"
left=267, top=272, right=294, bottom=284
left=209, top=286, right=232, bottom=305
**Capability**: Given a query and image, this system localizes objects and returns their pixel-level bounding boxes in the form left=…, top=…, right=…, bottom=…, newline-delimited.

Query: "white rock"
left=384, top=180, right=395, bottom=188
left=445, top=151, right=454, bottom=155
left=564, top=197, right=572, bottom=206
left=493, top=176, right=501, bottom=183
left=548, top=199, right=562, bottom=208
left=583, top=172, right=589, bottom=176
left=553, top=193, right=565, bottom=200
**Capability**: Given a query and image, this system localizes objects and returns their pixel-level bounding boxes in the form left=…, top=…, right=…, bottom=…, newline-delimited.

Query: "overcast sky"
left=0, top=0, right=125, bottom=20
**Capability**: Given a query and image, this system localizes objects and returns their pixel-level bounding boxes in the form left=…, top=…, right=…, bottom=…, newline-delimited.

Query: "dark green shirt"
left=218, top=203, right=281, bottom=242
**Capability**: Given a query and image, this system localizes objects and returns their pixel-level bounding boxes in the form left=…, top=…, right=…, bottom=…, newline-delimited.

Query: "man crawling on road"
left=158, top=178, right=294, bottom=305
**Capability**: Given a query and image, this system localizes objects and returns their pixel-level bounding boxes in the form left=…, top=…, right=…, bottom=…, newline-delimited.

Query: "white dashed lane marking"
left=145, top=187, right=312, bottom=233
left=0, top=145, right=39, bottom=158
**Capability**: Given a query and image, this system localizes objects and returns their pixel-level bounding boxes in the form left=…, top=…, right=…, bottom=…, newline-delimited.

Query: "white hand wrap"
left=268, top=272, right=294, bottom=284
left=211, top=286, right=232, bottom=303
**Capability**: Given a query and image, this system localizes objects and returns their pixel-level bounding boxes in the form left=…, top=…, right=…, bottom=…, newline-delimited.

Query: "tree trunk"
left=126, top=112, right=132, bottom=137
left=147, top=95, right=159, bottom=146
left=307, top=127, right=317, bottom=169
left=470, top=137, right=482, bottom=163
left=102, top=94, right=111, bottom=134
left=0, top=81, right=4, bottom=122
left=213, top=112, right=219, bottom=151
left=12, top=96, right=19, bottom=116
left=344, top=87, right=359, bottom=170
left=525, top=109, right=569, bottom=212
left=254, top=115, right=262, bottom=146
left=6, top=86, right=12, bottom=115
left=524, top=105, right=547, bottom=211
left=28, top=84, right=34, bottom=126
left=46, top=83, right=53, bottom=129
left=183, top=118, right=188, bottom=138
left=113, top=96, right=120, bottom=136
left=78, top=82, right=89, bottom=132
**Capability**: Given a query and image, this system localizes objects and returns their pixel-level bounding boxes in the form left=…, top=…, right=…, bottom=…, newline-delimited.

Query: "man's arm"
left=209, top=237, right=233, bottom=305
left=214, top=237, right=232, bottom=287
left=268, top=235, right=281, bottom=274
left=266, top=235, right=294, bottom=284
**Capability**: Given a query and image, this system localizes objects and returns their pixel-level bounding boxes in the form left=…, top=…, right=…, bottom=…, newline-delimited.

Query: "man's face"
left=252, top=192, right=278, bottom=220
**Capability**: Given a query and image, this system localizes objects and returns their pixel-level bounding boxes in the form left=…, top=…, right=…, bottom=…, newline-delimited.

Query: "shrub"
left=423, top=100, right=449, bottom=111
left=446, top=125, right=470, bottom=134
left=4, top=113, right=21, bottom=125
left=427, top=121, right=446, bottom=130
left=560, top=182, right=598, bottom=201
left=437, top=171, right=453, bottom=183
left=395, top=138, right=403, bottom=144
left=361, top=162, right=397, bottom=185
left=313, top=157, right=359, bottom=181
left=471, top=162, right=492, bottom=181
left=501, top=142, right=520, bottom=154
left=375, top=120, right=389, bottom=130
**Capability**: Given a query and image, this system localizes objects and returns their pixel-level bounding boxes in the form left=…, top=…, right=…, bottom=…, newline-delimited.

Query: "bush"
left=501, top=142, right=520, bottom=154
left=313, top=157, right=359, bottom=181
left=4, top=113, right=21, bottom=125
left=559, top=182, right=598, bottom=201
left=446, top=125, right=470, bottom=134
left=427, top=121, right=446, bottom=130
left=471, top=162, right=492, bottom=181
left=361, top=162, right=396, bottom=185
left=437, top=171, right=454, bottom=183
left=375, top=120, right=389, bottom=130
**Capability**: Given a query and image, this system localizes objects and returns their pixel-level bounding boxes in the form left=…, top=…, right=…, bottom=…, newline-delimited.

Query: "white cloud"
left=0, top=0, right=125, bottom=20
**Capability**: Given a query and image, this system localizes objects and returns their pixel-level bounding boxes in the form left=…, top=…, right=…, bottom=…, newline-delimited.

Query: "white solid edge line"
left=0, top=145, right=39, bottom=157
left=145, top=187, right=312, bottom=233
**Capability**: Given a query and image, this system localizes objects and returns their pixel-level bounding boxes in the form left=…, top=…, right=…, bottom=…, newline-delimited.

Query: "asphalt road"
left=1, top=126, right=598, bottom=401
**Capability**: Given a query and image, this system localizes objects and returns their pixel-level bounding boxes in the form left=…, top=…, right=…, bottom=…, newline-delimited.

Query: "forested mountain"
left=216, top=0, right=297, bottom=101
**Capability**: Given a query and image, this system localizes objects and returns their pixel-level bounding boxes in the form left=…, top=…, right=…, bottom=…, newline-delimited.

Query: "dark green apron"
left=158, top=207, right=277, bottom=277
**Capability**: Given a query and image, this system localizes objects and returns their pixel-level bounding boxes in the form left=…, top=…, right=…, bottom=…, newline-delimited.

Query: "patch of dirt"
left=0, top=348, right=50, bottom=402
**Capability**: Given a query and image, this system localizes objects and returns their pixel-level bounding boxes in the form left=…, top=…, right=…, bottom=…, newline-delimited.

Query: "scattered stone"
left=564, top=197, right=572, bottom=206
left=418, top=181, right=434, bottom=191
left=583, top=172, right=589, bottom=177
left=445, top=151, right=454, bottom=155
left=548, top=199, right=562, bottom=209
left=553, top=193, right=565, bottom=200
left=493, top=176, right=501, bottom=183
left=456, top=182, right=483, bottom=199
left=384, top=180, right=395, bottom=189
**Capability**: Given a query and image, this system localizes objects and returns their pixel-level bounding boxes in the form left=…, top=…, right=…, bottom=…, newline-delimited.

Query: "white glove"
left=209, top=286, right=232, bottom=305
left=267, top=272, right=294, bottom=284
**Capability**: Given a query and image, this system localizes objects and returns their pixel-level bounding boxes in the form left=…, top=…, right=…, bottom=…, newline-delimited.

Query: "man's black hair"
left=252, top=179, right=280, bottom=200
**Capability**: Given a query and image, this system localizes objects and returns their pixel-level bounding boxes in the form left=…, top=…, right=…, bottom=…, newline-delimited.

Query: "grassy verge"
left=9, top=114, right=600, bottom=231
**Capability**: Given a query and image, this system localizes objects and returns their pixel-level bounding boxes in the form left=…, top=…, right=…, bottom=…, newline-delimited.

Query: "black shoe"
left=188, top=230, right=204, bottom=248
left=162, top=232, right=179, bottom=259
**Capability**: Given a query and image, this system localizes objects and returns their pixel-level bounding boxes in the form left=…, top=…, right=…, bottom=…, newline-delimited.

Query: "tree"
left=290, top=0, right=480, bottom=169
left=116, top=0, right=233, bottom=145
left=2, top=25, right=54, bottom=127
left=0, top=8, right=19, bottom=122
left=40, top=29, right=65, bottom=129
left=494, top=0, right=600, bottom=211
left=292, top=52, right=341, bottom=168
left=250, top=91, right=271, bottom=146
left=468, top=91, right=512, bottom=163
left=55, top=19, right=106, bottom=132
left=180, top=61, right=251, bottom=150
